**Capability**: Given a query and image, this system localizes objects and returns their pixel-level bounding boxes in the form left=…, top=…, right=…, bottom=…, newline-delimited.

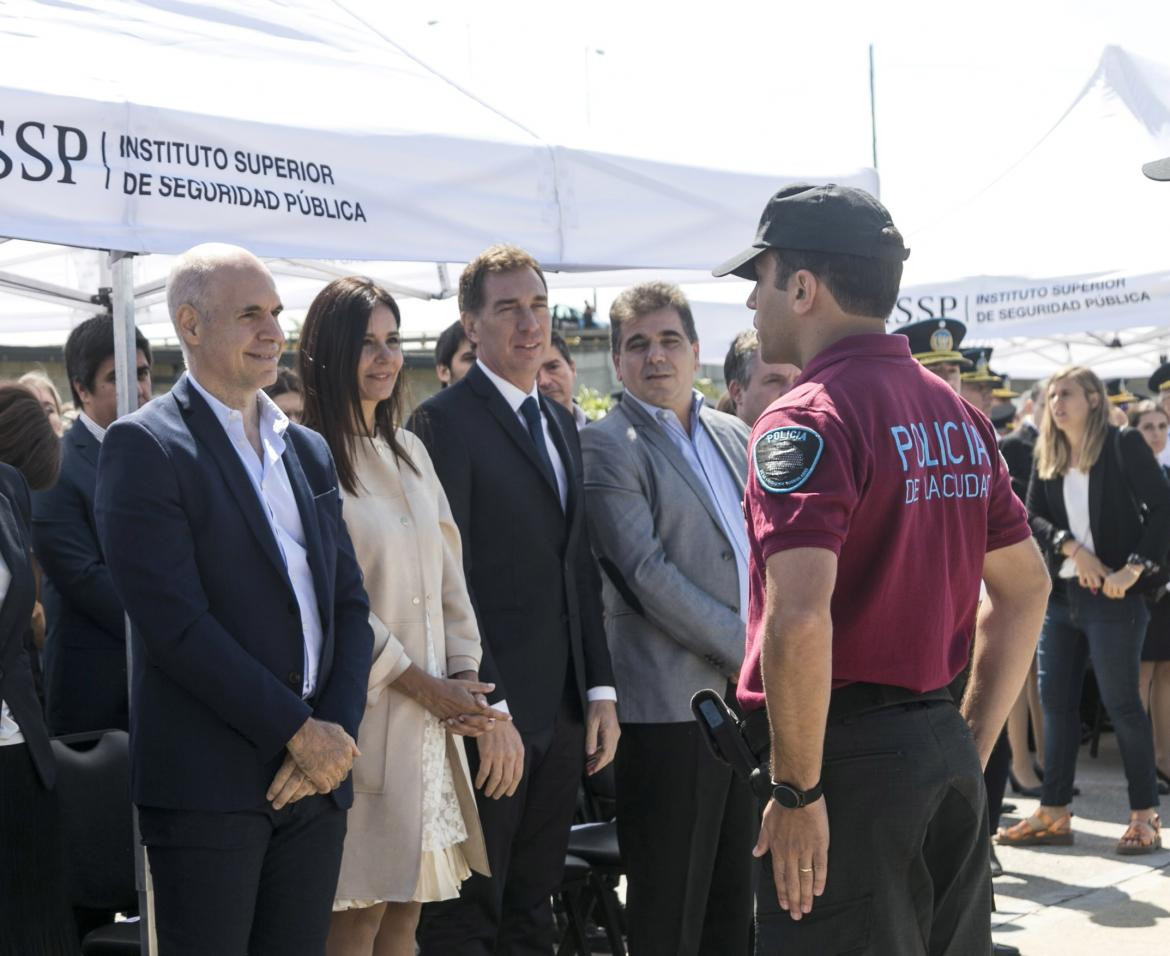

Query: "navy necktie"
left=520, top=396, right=557, bottom=489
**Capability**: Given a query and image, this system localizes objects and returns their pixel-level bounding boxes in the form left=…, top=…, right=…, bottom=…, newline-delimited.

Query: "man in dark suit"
left=410, top=244, right=618, bottom=956
left=94, top=244, right=373, bottom=956
left=582, top=282, right=755, bottom=955
left=1000, top=382, right=1041, bottom=502
left=32, top=314, right=153, bottom=735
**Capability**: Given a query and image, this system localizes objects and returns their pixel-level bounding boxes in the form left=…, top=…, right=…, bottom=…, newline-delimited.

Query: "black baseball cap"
left=1143, top=157, right=1170, bottom=181
left=713, top=183, right=910, bottom=280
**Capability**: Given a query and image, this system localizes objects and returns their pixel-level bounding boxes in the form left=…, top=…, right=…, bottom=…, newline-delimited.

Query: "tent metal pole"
left=109, top=250, right=157, bottom=956
left=110, top=252, right=137, bottom=418
left=869, top=44, right=879, bottom=174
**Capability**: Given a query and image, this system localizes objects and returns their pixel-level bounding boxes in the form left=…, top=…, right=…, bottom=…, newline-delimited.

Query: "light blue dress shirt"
left=187, top=373, right=324, bottom=698
left=624, top=389, right=750, bottom=622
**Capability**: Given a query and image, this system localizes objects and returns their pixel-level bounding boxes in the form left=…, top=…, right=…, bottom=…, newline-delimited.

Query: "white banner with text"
left=889, top=270, right=1170, bottom=340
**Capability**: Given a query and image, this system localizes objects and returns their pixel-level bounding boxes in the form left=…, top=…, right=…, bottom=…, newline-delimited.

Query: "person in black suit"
left=32, top=314, right=153, bottom=735
left=0, top=388, right=79, bottom=956
left=410, top=245, right=618, bottom=956
left=1000, top=383, right=1041, bottom=503
left=94, top=244, right=374, bottom=956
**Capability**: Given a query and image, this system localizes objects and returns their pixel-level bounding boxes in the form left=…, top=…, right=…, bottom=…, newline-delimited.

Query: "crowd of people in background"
left=0, top=231, right=1168, bottom=956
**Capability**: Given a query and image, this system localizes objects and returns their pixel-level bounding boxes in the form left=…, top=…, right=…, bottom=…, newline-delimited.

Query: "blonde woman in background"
left=999, top=367, right=1169, bottom=854
left=299, top=277, right=501, bottom=956
left=18, top=371, right=65, bottom=437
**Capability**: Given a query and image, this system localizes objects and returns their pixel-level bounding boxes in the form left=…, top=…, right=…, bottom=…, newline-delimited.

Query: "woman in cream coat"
left=299, top=277, right=508, bottom=956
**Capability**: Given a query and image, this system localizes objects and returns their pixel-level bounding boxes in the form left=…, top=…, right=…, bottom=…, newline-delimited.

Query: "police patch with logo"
left=753, top=426, right=824, bottom=493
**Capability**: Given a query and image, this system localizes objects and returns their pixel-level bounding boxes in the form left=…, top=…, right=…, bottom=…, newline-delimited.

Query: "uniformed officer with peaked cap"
left=1106, top=378, right=1140, bottom=407
left=895, top=318, right=972, bottom=392
left=1148, top=362, right=1170, bottom=398
left=714, top=182, right=1051, bottom=954
left=960, top=347, right=1004, bottom=417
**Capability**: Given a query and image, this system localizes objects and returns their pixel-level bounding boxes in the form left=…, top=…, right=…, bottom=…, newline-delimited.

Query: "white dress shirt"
left=78, top=411, right=107, bottom=444
left=477, top=359, right=568, bottom=510
left=1059, top=468, right=1094, bottom=579
left=475, top=360, right=616, bottom=708
left=0, top=552, right=23, bottom=747
left=187, top=373, right=324, bottom=698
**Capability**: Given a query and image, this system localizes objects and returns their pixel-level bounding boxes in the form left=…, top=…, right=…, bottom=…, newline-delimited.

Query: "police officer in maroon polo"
left=713, top=183, right=1052, bottom=954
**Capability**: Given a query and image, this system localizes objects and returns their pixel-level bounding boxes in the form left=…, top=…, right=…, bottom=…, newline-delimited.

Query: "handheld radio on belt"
left=690, top=688, right=772, bottom=800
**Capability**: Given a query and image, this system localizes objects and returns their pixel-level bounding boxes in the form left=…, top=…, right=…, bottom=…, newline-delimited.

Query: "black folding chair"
left=51, top=729, right=142, bottom=955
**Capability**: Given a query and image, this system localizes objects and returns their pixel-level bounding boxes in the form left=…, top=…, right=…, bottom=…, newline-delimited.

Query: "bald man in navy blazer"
left=95, top=245, right=372, bottom=956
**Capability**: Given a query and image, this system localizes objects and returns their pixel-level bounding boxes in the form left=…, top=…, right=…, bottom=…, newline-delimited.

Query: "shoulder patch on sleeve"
left=752, top=426, right=824, bottom=493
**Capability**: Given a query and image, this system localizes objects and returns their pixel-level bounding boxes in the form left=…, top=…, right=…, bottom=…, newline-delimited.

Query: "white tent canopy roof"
left=889, top=46, right=1170, bottom=381
left=0, top=0, right=876, bottom=344
left=902, top=45, right=1170, bottom=284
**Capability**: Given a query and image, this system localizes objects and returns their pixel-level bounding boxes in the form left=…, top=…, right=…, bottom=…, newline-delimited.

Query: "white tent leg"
left=108, top=251, right=157, bottom=956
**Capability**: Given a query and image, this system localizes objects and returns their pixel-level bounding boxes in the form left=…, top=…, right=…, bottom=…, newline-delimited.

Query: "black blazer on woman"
left=1026, top=426, right=1170, bottom=584
left=0, top=462, right=54, bottom=789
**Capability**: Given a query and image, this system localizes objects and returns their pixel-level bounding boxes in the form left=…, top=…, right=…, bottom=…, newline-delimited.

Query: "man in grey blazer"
left=581, top=282, right=755, bottom=956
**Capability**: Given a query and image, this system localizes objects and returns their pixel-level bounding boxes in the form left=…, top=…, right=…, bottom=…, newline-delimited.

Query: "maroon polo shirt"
left=737, top=333, right=1030, bottom=713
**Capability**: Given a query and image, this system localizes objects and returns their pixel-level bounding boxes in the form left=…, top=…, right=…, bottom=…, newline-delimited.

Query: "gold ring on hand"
left=798, top=866, right=814, bottom=873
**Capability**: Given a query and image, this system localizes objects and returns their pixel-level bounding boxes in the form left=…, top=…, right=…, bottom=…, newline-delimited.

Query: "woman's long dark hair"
left=298, top=277, right=415, bottom=495
left=0, top=383, right=61, bottom=491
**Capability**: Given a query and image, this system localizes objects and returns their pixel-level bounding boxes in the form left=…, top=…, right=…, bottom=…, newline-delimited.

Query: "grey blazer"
left=581, top=395, right=750, bottom=723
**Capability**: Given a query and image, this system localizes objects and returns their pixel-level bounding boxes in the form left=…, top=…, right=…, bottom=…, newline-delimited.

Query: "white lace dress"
left=334, top=613, right=471, bottom=910
left=332, top=434, right=484, bottom=909
left=413, top=620, right=472, bottom=901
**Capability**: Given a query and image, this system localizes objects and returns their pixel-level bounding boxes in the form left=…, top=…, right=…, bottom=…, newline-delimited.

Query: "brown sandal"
left=1117, top=814, right=1162, bottom=856
left=996, top=809, right=1074, bottom=847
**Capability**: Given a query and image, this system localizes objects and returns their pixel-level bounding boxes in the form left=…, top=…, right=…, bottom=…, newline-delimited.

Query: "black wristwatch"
left=771, top=778, right=824, bottom=809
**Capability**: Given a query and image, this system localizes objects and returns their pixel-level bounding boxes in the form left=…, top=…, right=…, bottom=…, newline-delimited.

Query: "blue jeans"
left=1037, top=585, right=1159, bottom=810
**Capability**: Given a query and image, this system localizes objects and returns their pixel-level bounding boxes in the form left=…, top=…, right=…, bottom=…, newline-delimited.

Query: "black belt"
left=740, top=682, right=954, bottom=760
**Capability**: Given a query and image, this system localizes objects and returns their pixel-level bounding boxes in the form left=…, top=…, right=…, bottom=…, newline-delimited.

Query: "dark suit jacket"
left=32, top=418, right=129, bottom=734
left=94, top=376, right=373, bottom=812
left=0, top=463, right=54, bottom=789
left=1027, top=425, right=1170, bottom=584
left=407, top=363, right=614, bottom=732
left=999, top=420, right=1037, bottom=502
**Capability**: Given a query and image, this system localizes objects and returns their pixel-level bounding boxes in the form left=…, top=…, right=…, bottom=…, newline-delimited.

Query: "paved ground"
left=991, top=733, right=1170, bottom=955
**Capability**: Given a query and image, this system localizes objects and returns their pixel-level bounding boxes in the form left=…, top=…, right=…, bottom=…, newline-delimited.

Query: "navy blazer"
left=32, top=418, right=129, bottom=734
left=0, top=463, right=54, bottom=789
left=407, top=363, right=614, bottom=732
left=94, top=377, right=373, bottom=812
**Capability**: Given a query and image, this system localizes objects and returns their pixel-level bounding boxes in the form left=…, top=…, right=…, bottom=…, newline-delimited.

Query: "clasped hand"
left=1073, top=549, right=1139, bottom=599
left=267, top=717, right=359, bottom=810
left=428, top=671, right=511, bottom=738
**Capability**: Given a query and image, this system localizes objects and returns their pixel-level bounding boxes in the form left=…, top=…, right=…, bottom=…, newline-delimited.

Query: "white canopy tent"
left=0, top=0, right=876, bottom=346
left=888, top=46, right=1170, bottom=381
left=0, top=5, right=881, bottom=949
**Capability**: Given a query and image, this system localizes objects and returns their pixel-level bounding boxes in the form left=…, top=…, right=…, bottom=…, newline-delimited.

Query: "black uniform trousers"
left=754, top=700, right=992, bottom=955
left=417, top=692, right=586, bottom=956
left=616, top=721, right=755, bottom=956
left=138, top=793, right=346, bottom=956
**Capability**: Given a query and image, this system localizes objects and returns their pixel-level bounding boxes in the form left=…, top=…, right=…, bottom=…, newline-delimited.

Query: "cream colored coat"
left=333, top=429, right=489, bottom=902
